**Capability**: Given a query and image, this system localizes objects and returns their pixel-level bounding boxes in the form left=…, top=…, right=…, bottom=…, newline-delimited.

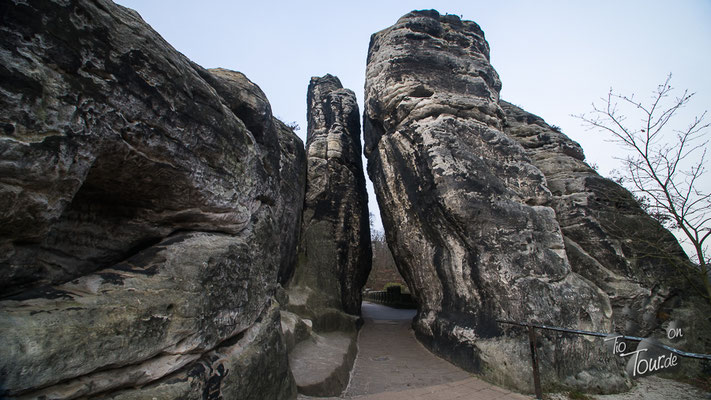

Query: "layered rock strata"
left=0, top=0, right=303, bottom=398
left=284, top=75, right=371, bottom=396
left=364, top=10, right=623, bottom=392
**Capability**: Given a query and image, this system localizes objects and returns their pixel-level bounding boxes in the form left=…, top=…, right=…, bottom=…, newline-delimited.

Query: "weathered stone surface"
left=500, top=101, right=689, bottom=334
left=500, top=100, right=711, bottom=378
left=288, top=74, right=371, bottom=320
left=364, top=10, right=623, bottom=392
left=288, top=331, right=358, bottom=397
left=275, top=119, right=308, bottom=284
left=1, top=2, right=247, bottom=295
left=0, top=0, right=303, bottom=398
left=201, top=68, right=307, bottom=286
left=95, top=304, right=297, bottom=400
left=1, top=232, right=267, bottom=395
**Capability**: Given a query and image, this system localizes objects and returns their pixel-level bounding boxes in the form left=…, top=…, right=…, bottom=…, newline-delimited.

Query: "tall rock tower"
left=363, top=10, right=624, bottom=392
left=283, top=75, right=372, bottom=396
left=288, top=74, right=372, bottom=323
left=364, top=9, right=710, bottom=393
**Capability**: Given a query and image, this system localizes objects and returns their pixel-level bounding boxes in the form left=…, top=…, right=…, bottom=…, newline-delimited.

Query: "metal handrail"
left=363, top=290, right=416, bottom=307
left=497, top=319, right=711, bottom=360
left=496, top=319, right=711, bottom=399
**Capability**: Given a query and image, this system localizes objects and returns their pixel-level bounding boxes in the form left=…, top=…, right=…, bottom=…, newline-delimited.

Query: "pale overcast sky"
left=116, top=0, right=711, bottom=236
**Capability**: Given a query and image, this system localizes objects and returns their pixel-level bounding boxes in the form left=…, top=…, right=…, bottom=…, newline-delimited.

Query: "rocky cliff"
left=500, top=101, right=688, bottom=333
left=363, top=10, right=665, bottom=392
left=0, top=0, right=303, bottom=398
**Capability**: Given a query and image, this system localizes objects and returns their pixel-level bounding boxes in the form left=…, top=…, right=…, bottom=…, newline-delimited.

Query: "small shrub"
left=383, top=282, right=407, bottom=293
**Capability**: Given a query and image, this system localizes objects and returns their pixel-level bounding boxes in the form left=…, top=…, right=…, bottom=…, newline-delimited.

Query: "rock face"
left=0, top=0, right=303, bottom=398
left=288, top=74, right=371, bottom=320
left=364, top=10, right=623, bottom=392
left=500, top=101, right=711, bottom=378
left=500, top=101, right=690, bottom=335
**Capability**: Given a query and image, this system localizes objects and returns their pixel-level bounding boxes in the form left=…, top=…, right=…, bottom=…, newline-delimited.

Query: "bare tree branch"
left=574, top=74, right=711, bottom=303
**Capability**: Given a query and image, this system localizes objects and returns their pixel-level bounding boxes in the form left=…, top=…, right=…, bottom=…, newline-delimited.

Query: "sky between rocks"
left=116, top=0, right=710, bottom=253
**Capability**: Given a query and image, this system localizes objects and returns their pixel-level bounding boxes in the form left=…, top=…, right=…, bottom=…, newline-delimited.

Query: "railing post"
left=527, top=324, right=543, bottom=400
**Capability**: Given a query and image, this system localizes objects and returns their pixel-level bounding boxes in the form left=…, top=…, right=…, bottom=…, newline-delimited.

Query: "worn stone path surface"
left=296, top=302, right=711, bottom=400
left=298, top=302, right=530, bottom=399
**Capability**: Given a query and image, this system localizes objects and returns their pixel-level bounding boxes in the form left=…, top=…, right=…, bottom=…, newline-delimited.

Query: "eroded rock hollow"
left=364, top=10, right=709, bottom=392
left=0, top=0, right=304, bottom=398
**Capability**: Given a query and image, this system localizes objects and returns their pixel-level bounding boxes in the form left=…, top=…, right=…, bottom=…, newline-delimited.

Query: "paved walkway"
left=299, top=302, right=530, bottom=399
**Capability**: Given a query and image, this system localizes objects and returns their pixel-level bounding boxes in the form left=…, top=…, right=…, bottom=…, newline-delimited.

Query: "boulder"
left=281, top=310, right=314, bottom=353
left=364, top=10, right=623, bottom=392
left=0, top=0, right=303, bottom=398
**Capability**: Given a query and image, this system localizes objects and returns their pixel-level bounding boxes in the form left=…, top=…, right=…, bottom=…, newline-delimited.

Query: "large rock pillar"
left=364, top=10, right=622, bottom=392
left=283, top=75, right=371, bottom=396
left=288, top=74, right=371, bottom=323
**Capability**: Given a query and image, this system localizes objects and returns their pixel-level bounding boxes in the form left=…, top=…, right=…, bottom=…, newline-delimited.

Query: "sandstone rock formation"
left=3, top=0, right=704, bottom=397
left=500, top=100, right=711, bottom=378
left=500, top=101, right=689, bottom=334
left=365, top=9, right=711, bottom=393
left=198, top=68, right=307, bottom=287
left=284, top=74, right=371, bottom=396
left=364, top=10, right=624, bottom=392
left=0, top=0, right=303, bottom=398
left=288, top=74, right=371, bottom=321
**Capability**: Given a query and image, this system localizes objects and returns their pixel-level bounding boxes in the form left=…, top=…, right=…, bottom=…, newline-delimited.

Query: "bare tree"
left=576, top=74, right=711, bottom=303
left=367, top=227, right=403, bottom=291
